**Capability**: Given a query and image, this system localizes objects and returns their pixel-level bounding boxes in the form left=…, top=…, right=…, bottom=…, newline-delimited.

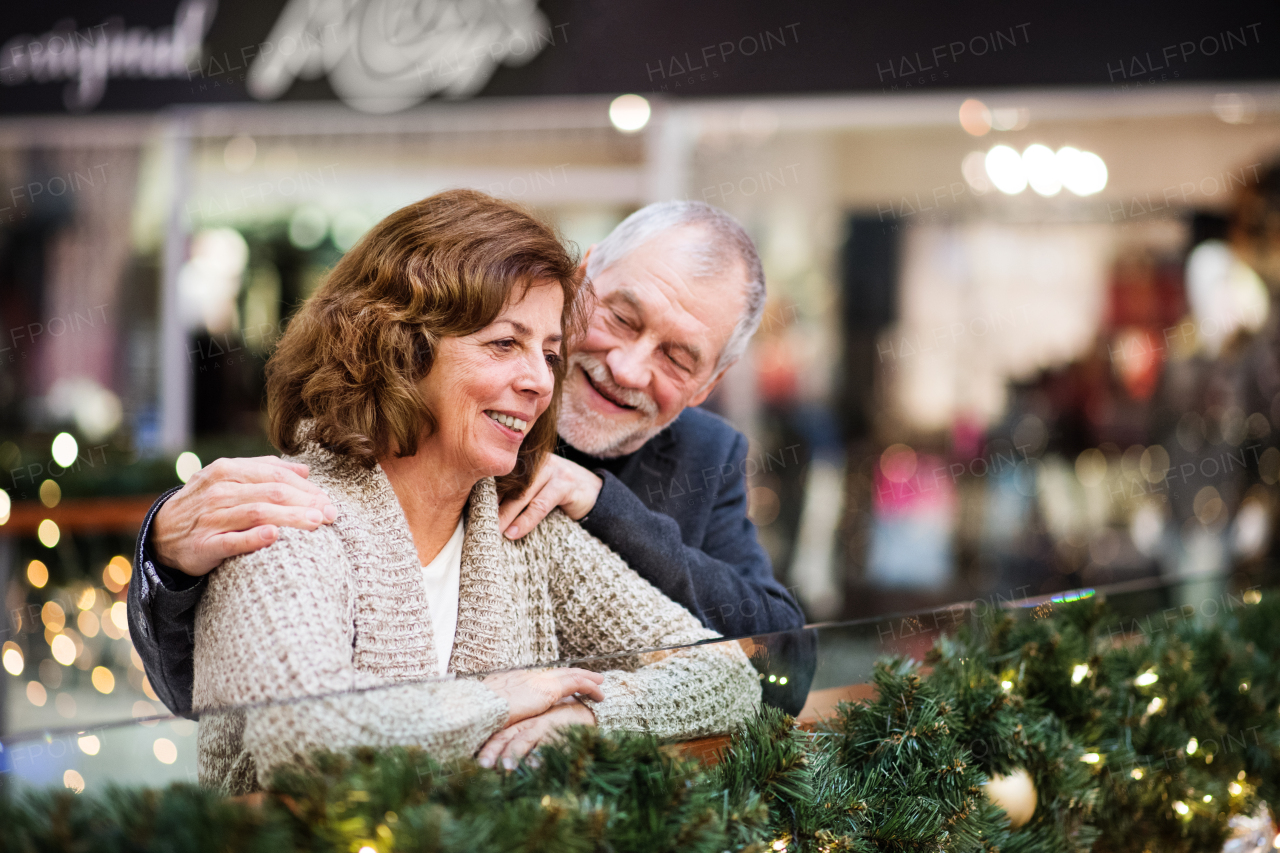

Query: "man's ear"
left=578, top=245, right=595, bottom=280
left=688, top=364, right=734, bottom=408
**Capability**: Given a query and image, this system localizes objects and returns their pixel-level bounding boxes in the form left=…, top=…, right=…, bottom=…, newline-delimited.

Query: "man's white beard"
left=558, top=352, right=666, bottom=458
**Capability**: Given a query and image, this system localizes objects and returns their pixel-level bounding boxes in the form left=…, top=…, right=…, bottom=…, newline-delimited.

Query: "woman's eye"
left=545, top=352, right=562, bottom=367
left=492, top=339, right=517, bottom=351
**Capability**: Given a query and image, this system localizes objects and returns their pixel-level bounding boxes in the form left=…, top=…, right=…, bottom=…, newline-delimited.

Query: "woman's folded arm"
left=537, top=512, right=762, bottom=740
left=195, top=526, right=508, bottom=786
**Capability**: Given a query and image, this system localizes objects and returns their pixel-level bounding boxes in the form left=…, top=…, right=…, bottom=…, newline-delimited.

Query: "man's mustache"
left=570, top=354, right=658, bottom=416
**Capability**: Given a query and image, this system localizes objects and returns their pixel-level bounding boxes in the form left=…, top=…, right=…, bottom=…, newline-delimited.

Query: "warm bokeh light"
left=153, top=737, right=178, bottom=764
left=52, top=432, right=79, bottom=467
left=879, top=444, right=919, bottom=483
left=77, top=609, right=100, bottom=638
left=91, top=665, right=116, bottom=694
left=2, top=642, right=23, bottom=675
left=63, top=769, right=85, bottom=793
left=104, top=555, right=131, bottom=591
left=110, top=601, right=128, bottom=632
left=1022, top=144, right=1061, bottom=196
left=1074, top=449, right=1108, bottom=487
left=37, top=518, right=61, bottom=548
left=42, top=601, right=66, bottom=632
left=27, top=559, right=48, bottom=588
left=175, top=451, right=203, bottom=483
left=55, top=692, right=77, bottom=718
left=26, top=681, right=47, bottom=706
left=0, top=488, right=9, bottom=524
left=984, top=145, right=1027, bottom=194
left=1056, top=147, right=1108, bottom=195
left=77, top=587, right=97, bottom=610
left=958, top=99, right=992, bottom=136
left=78, top=734, right=101, bottom=756
left=608, top=94, right=650, bottom=132
left=51, top=633, right=77, bottom=665
left=39, top=478, right=62, bottom=508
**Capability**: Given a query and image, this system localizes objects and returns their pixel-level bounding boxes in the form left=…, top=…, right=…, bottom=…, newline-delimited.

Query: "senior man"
left=128, top=200, right=816, bottom=718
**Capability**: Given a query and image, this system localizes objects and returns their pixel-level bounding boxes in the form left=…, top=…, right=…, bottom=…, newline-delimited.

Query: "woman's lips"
left=581, top=366, right=637, bottom=411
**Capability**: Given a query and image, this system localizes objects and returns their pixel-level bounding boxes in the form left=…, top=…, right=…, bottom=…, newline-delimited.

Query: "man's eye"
left=612, top=311, right=633, bottom=329
left=666, top=351, right=691, bottom=373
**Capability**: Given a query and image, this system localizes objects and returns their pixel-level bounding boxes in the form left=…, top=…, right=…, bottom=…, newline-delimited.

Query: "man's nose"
left=605, top=343, right=648, bottom=389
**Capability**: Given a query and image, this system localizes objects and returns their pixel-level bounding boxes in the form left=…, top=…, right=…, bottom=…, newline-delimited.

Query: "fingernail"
left=505, top=526, right=518, bottom=539
left=478, top=757, right=493, bottom=768
left=306, top=509, right=323, bottom=524
left=502, top=757, right=516, bottom=771
left=261, top=527, right=277, bottom=542
left=322, top=504, right=338, bottom=522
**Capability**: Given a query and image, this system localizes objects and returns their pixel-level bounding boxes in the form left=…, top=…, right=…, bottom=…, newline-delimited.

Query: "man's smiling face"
left=557, top=226, right=747, bottom=457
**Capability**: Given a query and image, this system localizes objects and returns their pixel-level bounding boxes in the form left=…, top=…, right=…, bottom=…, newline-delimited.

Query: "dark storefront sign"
left=1, top=0, right=1278, bottom=115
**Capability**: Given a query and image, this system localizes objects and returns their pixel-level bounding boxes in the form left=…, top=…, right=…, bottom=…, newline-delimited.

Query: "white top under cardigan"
left=421, top=518, right=464, bottom=676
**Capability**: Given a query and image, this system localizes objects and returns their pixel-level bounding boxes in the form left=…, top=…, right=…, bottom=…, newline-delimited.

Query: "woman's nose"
left=516, top=352, right=555, bottom=397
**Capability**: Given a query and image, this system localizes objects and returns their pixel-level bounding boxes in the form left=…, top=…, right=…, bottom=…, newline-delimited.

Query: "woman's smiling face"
left=416, top=280, right=565, bottom=484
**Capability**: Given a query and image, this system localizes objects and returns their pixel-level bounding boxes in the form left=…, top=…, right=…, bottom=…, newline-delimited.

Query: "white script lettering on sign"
left=0, top=0, right=216, bottom=112
left=247, top=0, right=561, bottom=114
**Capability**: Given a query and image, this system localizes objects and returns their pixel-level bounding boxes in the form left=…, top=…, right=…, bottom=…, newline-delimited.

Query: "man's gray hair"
left=586, top=200, right=766, bottom=375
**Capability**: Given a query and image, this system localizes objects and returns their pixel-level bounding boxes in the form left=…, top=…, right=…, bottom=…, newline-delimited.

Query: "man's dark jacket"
left=128, top=406, right=816, bottom=718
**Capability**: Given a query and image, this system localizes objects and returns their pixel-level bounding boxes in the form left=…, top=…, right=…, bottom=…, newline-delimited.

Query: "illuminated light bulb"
left=1240, top=681, right=1250, bottom=693
left=175, top=451, right=202, bottom=484
left=1081, top=753, right=1100, bottom=764
left=52, top=432, right=78, bottom=467
left=768, top=674, right=777, bottom=682
left=1243, top=589, right=1262, bottom=604
left=1147, top=697, right=1164, bottom=714
left=1203, top=794, right=1212, bottom=803
left=779, top=676, right=788, bottom=685
left=984, top=145, right=1027, bottom=194
left=1135, top=670, right=1158, bottom=687
left=1131, top=768, right=1144, bottom=780
left=1071, top=664, right=1089, bottom=684
left=1229, top=782, right=1243, bottom=795
left=38, top=519, right=60, bottom=548
left=78, top=735, right=100, bottom=756
left=1173, top=800, right=1189, bottom=815
left=1001, top=680, right=1013, bottom=691
left=1022, top=144, right=1062, bottom=196
left=1187, top=738, right=1198, bottom=755
left=608, top=95, right=651, bottom=133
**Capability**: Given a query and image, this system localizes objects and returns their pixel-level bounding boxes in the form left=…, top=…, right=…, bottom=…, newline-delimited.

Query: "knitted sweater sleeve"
left=194, top=525, right=508, bottom=785
left=538, top=511, right=762, bottom=739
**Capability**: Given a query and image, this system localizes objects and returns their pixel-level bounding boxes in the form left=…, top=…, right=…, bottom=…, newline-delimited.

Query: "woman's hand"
left=477, top=699, right=597, bottom=769
left=481, top=667, right=604, bottom=727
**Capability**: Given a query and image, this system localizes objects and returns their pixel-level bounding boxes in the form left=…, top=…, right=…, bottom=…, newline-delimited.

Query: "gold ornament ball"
left=984, top=768, right=1037, bottom=828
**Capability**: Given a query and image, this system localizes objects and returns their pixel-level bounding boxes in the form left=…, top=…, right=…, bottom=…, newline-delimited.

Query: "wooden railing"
left=0, top=497, right=161, bottom=537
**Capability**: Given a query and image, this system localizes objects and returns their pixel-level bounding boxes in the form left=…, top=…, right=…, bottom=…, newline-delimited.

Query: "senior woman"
left=193, top=189, right=761, bottom=793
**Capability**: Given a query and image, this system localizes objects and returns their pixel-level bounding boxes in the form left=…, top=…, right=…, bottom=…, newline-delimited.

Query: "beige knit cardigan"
left=193, top=438, right=762, bottom=793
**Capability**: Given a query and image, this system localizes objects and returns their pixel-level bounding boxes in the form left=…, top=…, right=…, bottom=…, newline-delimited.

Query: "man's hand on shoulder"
left=152, top=456, right=337, bottom=576
left=498, top=454, right=603, bottom=540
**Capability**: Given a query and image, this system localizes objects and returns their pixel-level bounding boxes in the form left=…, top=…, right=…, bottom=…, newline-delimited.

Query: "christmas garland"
left=3, top=589, right=1279, bottom=853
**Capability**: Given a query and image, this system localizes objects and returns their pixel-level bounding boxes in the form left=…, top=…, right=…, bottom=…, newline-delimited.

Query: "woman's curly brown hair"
left=266, top=188, right=586, bottom=499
